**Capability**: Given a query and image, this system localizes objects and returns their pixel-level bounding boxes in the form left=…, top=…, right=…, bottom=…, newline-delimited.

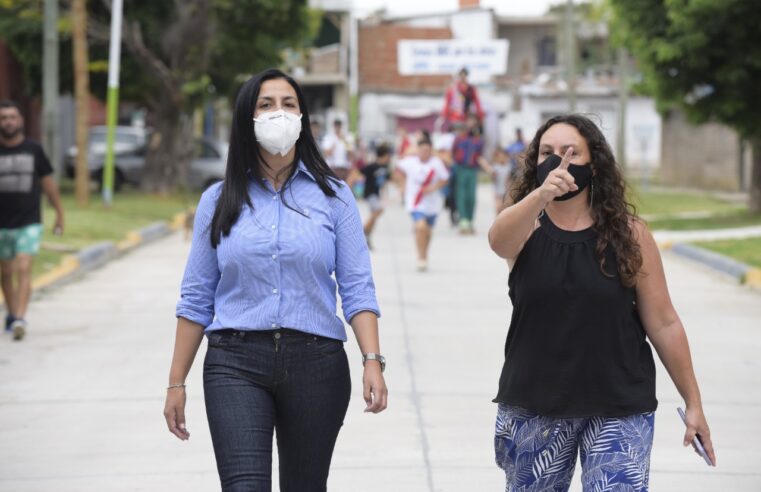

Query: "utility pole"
left=616, top=46, right=628, bottom=170
left=564, top=0, right=577, bottom=112
left=348, top=12, right=359, bottom=134
left=42, top=0, right=60, bottom=178
left=72, top=0, right=90, bottom=205
left=102, top=0, right=124, bottom=206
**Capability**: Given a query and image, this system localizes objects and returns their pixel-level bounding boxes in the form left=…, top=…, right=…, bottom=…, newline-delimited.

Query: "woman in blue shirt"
left=163, top=69, right=388, bottom=491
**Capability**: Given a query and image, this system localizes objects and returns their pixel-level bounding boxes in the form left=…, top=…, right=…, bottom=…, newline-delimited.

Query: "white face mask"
left=253, top=110, right=302, bottom=156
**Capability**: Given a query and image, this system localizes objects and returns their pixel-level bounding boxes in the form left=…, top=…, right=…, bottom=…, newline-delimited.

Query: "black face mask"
left=535, top=153, right=593, bottom=201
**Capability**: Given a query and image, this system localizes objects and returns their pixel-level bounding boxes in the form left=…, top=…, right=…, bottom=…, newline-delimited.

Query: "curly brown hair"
left=509, top=114, right=642, bottom=287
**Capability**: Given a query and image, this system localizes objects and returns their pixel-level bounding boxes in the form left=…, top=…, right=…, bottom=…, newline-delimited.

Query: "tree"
left=86, top=0, right=316, bottom=193
left=72, top=0, right=90, bottom=205
left=608, top=0, right=761, bottom=212
left=0, top=0, right=317, bottom=193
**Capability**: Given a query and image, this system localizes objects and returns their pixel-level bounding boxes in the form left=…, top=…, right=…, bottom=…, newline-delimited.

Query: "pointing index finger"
left=559, top=147, right=573, bottom=170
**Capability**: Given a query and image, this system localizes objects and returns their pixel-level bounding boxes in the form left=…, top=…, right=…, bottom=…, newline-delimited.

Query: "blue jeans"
left=495, top=404, right=655, bottom=492
left=203, top=328, right=351, bottom=492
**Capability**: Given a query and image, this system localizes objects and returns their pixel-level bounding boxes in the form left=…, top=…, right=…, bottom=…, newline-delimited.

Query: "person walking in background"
left=452, top=114, right=493, bottom=235
left=394, top=132, right=449, bottom=272
left=505, top=127, right=525, bottom=175
left=310, top=119, right=323, bottom=144
left=490, top=147, right=512, bottom=215
left=488, top=114, right=715, bottom=491
left=0, top=100, right=64, bottom=341
left=434, top=129, right=458, bottom=227
left=321, top=118, right=351, bottom=181
left=164, top=69, right=388, bottom=492
left=441, top=67, right=484, bottom=130
left=355, top=143, right=391, bottom=250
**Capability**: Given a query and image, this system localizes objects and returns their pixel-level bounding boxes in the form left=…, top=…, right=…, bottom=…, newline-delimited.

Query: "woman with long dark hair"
left=488, top=114, right=715, bottom=491
left=164, top=69, right=388, bottom=491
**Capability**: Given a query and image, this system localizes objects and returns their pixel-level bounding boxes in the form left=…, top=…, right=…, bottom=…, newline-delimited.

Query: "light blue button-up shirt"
left=176, top=162, right=380, bottom=341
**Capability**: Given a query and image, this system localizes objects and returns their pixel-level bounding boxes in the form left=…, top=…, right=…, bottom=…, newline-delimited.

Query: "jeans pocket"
left=207, top=331, right=234, bottom=348
left=309, top=336, right=343, bottom=356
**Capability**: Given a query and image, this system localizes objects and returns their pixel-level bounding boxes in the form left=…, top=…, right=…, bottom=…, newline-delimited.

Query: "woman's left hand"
left=363, top=364, right=388, bottom=413
left=684, top=404, right=716, bottom=466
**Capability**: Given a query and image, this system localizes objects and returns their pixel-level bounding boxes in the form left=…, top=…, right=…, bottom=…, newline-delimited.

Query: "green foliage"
left=209, top=0, right=315, bottom=99
left=695, top=237, right=761, bottom=269
left=0, top=0, right=65, bottom=96
left=608, top=0, right=761, bottom=139
left=0, top=0, right=316, bottom=106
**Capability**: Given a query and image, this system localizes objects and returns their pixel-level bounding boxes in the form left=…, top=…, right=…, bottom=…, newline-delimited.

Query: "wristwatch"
left=362, top=353, right=386, bottom=372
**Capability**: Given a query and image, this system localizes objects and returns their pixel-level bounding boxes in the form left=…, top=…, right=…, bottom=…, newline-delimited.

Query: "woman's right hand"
left=163, top=387, right=190, bottom=440
left=684, top=404, right=716, bottom=466
left=536, top=147, right=577, bottom=204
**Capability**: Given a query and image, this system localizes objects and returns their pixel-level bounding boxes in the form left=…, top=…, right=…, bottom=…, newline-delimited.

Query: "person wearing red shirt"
left=441, top=68, right=484, bottom=130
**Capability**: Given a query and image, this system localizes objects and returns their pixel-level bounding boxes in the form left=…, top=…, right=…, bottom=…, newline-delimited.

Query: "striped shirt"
left=176, top=161, right=380, bottom=341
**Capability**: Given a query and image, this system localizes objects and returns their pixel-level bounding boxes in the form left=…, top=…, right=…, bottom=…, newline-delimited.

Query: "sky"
left=351, top=0, right=566, bottom=17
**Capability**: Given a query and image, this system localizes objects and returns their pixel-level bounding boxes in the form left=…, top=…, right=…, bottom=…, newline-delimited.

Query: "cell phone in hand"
left=677, top=407, right=713, bottom=466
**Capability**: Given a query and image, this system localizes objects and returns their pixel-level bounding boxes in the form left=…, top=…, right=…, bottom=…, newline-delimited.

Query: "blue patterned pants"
left=495, top=404, right=655, bottom=492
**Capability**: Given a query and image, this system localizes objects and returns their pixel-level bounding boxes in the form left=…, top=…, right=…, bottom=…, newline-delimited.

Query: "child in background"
left=394, top=133, right=450, bottom=272
left=357, top=143, right=391, bottom=250
left=491, top=147, right=512, bottom=214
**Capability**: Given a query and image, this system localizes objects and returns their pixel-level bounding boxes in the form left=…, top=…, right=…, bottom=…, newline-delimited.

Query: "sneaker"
left=416, top=259, right=428, bottom=272
left=11, top=319, right=26, bottom=341
left=4, top=314, right=14, bottom=332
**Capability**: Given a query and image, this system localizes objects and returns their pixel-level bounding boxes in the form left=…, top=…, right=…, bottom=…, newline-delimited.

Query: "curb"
left=30, top=212, right=190, bottom=294
left=664, top=242, right=761, bottom=288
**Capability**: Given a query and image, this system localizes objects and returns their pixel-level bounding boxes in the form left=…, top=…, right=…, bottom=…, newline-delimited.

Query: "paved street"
left=1, top=184, right=760, bottom=491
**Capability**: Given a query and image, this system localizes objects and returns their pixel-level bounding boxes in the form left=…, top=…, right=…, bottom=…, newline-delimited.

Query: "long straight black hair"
left=210, top=68, right=340, bottom=247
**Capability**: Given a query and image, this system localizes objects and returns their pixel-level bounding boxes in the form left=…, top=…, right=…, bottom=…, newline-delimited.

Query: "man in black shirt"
left=353, top=143, right=390, bottom=250
left=0, top=100, right=64, bottom=341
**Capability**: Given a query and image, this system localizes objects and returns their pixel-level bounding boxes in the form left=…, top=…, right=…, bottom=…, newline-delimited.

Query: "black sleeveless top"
left=493, top=213, right=657, bottom=418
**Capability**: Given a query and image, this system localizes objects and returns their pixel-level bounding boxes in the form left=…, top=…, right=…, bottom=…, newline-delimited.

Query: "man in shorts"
left=0, top=100, right=65, bottom=341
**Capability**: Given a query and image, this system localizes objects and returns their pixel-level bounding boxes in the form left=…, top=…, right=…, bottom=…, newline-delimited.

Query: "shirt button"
left=272, top=195, right=278, bottom=200
left=303, top=209, right=309, bottom=216
left=271, top=323, right=277, bottom=328
left=271, top=254, right=277, bottom=260
left=271, top=225, right=276, bottom=229
left=272, top=288, right=278, bottom=294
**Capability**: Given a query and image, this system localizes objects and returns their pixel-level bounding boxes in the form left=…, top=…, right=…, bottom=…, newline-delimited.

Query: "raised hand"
left=537, top=147, right=578, bottom=204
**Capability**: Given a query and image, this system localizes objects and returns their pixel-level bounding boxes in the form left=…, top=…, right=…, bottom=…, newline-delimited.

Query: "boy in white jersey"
left=394, top=133, right=449, bottom=271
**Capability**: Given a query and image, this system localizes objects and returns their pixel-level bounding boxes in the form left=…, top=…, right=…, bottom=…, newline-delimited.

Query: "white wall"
left=450, top=9, right=494, bottom=40
left=358, top=92, right=443, bottom=139
left=500, top=94, right=661, bottom=169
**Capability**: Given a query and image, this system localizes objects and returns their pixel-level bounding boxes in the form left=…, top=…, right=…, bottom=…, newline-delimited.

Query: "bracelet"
left=167, top=383, right=186, bottom=390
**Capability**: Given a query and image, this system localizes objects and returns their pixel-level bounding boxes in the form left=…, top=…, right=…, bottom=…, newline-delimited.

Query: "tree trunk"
left=750, top=137, right=761, bottom=214
left=72, top=0, right=89, bottom=205
left=140, top=104, right=193, bottom=193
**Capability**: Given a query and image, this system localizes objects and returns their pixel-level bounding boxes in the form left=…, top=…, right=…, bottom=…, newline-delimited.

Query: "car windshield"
left=89, top=131, right=141, bottom=146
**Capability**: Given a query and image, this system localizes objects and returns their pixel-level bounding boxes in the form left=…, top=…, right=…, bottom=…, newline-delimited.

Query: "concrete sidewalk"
left=1, top=184, right=760, bottom=491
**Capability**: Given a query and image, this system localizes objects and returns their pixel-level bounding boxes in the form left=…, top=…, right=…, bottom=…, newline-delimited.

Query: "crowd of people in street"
left=332, top=67, right=528, bottom=272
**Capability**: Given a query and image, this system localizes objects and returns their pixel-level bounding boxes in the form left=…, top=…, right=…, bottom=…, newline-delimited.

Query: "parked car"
left=65, top=126, right=149, bottom=190
left=66, top=127, right=227, bottom=191
left=188, top=138, right=227, bottom=190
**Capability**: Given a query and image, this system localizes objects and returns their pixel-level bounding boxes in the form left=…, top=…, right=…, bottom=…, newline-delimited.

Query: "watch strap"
left=362, top=352, right=386, bottom=372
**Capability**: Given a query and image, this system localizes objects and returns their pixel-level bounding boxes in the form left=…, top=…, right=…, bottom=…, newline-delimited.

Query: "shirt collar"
left=295, top=160, right=317, bottom=182
left=246, top=160, right=316, bottom=183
